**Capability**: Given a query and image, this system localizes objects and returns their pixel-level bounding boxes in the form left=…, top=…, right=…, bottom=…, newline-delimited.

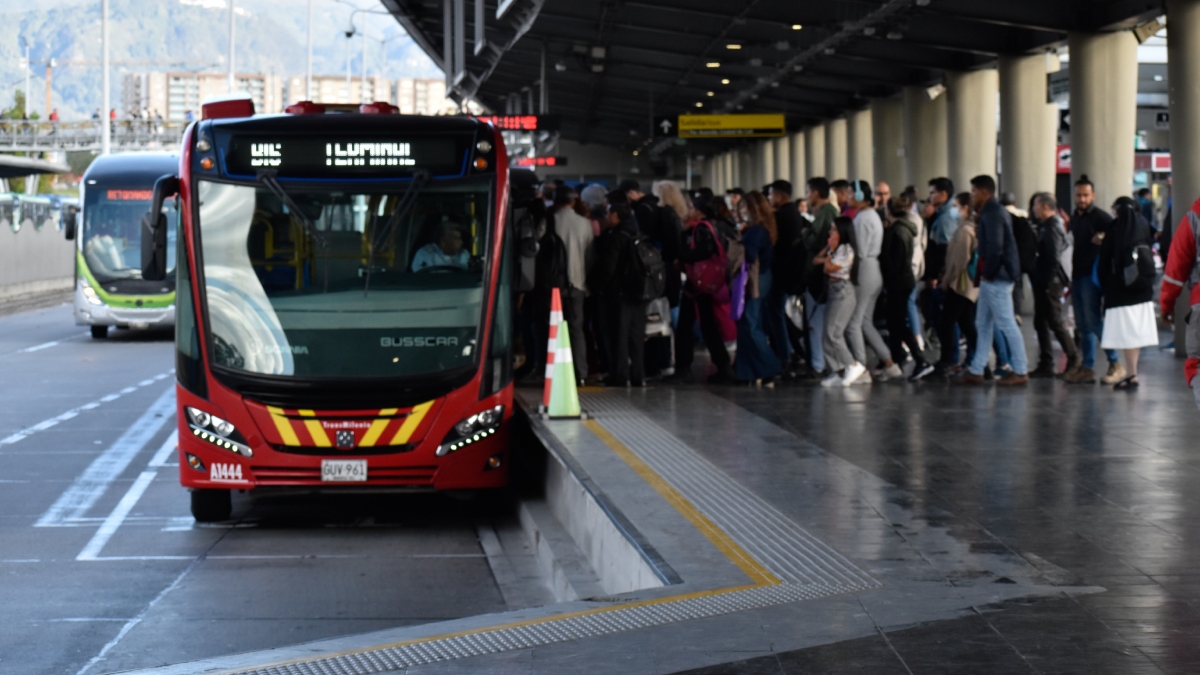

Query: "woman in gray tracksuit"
left=845, top=180, right=890, bottom=381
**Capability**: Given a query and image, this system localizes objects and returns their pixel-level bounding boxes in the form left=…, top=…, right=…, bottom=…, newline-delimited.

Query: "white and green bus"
left=66, top=152, right=178, bottom=338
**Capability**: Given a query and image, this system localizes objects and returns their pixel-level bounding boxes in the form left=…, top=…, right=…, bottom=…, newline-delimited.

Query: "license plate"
left=321, top=459, right=367, bottom=482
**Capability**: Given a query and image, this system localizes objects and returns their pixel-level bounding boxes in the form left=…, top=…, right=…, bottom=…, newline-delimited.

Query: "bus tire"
left=90, top=325, right=108, bottom=339
left=191, top=489, right=232, bottom=522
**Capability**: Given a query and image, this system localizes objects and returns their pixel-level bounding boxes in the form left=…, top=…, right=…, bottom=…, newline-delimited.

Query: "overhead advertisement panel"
left=676, top=114, right=786, bottom=138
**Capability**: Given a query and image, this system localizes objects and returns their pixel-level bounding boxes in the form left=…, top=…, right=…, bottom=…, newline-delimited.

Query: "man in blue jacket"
left=954, top=175, right=1029, bottom=385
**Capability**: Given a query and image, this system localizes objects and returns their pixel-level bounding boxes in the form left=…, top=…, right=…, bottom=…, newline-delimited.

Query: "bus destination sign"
left=225, top=137, right=462, bottom=177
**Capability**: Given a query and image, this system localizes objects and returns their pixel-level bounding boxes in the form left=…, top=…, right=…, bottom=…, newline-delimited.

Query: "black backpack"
left=627, top=233, right=667, bottom=302
left=1012, top=214, right=1038, bottom=275
left=512, top=206, right=540, bottom=293
left=534, top=221, right=568, bottom=291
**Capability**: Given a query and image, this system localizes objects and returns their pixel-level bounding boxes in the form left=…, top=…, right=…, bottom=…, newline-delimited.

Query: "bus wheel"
left=90, top=325, right=108, bottom=339
left=191, top=489, right=232, bottom=522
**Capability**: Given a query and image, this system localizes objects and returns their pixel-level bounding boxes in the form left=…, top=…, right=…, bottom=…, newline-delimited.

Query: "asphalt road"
left=0, top=304, right=520, bottom=675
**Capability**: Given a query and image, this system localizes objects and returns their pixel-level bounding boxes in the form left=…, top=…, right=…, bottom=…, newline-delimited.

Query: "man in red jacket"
left=1160, top=196, right=1200, bottom=405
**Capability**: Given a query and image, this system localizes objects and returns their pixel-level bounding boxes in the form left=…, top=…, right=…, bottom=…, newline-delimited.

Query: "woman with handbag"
left=935, top=192, right=980, bottom=378
left=1098, top=196, right=1158, bottom=390
left=733, top=191, right=783, bottom=385
left=668, top=197, right=735, bottom=384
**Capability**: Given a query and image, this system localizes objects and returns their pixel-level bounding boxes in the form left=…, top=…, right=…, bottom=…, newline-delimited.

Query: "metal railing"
left=0, top=120, right=188, bottom=152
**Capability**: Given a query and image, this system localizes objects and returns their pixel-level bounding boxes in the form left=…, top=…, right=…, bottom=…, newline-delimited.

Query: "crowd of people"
left=511, top=168, right=1168, bottom=393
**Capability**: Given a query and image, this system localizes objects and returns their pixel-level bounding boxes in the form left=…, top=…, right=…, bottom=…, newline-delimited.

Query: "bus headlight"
left=438, top=405, right=504, bottom=457
left=79, top=277, right=103, bottom=306
left=185, top=406, right=252, bottom=458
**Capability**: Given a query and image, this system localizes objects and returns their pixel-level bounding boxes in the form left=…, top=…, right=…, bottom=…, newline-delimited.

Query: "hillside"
left=0, top=0, right=440, bottom=119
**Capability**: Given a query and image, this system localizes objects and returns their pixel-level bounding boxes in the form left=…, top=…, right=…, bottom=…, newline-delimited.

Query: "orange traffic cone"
left=542, top=288, right=581, bottom=419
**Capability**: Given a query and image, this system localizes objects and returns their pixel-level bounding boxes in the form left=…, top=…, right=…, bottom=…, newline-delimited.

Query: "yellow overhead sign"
left=676, top=113, right=786, bottom=138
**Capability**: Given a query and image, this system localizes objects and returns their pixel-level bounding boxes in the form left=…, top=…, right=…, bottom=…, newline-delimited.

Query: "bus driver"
left=412, top=219, right=469, bottom=271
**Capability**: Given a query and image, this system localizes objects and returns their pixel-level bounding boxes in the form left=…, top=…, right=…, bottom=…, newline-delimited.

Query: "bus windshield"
left=196, top=176, right=493, bottom=379
left=83, top=187, right=177, bottom=281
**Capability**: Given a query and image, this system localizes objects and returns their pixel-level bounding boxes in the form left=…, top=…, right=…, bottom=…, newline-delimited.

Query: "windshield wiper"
left=257, top=171, right=330, bottom=250
left=364, top=170, right=430, bottom=297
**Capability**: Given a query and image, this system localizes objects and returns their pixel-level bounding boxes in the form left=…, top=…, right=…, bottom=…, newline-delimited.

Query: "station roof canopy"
left=382, top=0, right=1163, bottom=151
left=0, top=153, right=71, bottom=179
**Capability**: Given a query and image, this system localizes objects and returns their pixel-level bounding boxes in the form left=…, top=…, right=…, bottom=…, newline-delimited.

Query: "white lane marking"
left=77, top=471, right=158, bottom=561
left=1, top=559, right=41, bottom=563
left=0, top=371, right=172, bottom=448
left=147, top=432, right=178, bottom=468
left=74, top=559, right=201, bottom=675
left=19, top=340, right=60, bottom=353
left=35, top=387, right=176, bottom=527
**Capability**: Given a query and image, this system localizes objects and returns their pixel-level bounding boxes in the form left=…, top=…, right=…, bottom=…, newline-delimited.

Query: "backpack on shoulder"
left=1011, top=214, right=1038, bottom=276
left=534, top=221, right=568, bottom=291
left=627, top=233, right=667, bottom=303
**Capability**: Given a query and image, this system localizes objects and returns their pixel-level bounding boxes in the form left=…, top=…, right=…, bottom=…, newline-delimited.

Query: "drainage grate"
left=224, top=581, right=873, bottom=675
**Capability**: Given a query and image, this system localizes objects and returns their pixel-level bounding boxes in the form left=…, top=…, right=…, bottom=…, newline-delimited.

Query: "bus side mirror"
left=141, top=174, right=179, bottom=281
left=63, top=206, right=78, bottom=240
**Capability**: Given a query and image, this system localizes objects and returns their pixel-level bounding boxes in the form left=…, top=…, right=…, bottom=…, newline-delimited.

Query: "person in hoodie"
left=1029, top=194, right=1080, bottom=378
left=953, top=175, right=1029, bottom=385
left=845, top=180, right=892, bottom=382
left=1160, top=195, right=1200, bottom=406
left=881, top=194, right=933, bottom=381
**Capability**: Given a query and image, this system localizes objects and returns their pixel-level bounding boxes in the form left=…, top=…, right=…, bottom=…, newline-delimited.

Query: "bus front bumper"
left=74, top=290, right=175, bottom=329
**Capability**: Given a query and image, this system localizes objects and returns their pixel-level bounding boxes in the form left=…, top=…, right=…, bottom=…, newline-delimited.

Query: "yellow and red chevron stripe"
left=256, top=401, right=436, bottom=448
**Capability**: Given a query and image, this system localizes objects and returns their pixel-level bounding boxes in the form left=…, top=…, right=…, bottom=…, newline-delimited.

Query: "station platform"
left=121, top=344, right=1200, bottom=675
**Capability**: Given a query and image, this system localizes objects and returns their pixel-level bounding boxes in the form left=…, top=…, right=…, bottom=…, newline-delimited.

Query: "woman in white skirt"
left=1099, top=197, right=1158, bottom=390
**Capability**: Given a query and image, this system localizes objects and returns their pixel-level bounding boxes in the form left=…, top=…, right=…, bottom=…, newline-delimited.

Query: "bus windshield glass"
left=83, top=187, right=177, bottom=281
left=196, top=176, right=492, bottom=379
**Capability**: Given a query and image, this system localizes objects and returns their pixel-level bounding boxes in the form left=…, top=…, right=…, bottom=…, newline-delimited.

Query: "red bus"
left=142, top=99, right=514, bottom=521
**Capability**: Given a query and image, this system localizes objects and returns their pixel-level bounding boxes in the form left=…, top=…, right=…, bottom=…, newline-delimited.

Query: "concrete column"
left=730, top=151, right=741, bottom=189
left=724, top=152, right=734, bottom=193
left=805, top=125, right=826, bottom=179
left=1169, top=0, right=1200, bottom=228
left=774, top=135, right=791, bottom=183
left=903, top=86, right=949, bottom=188
left=947, top=68, right=998, bottom=194
left=847, top=108, right=873, bottom=185
left=790, top=131, right=807, bottom=189
left=999, top=54, right=1058, bottom=206
left=871, top=96, right=905, bottom=190
left=825, top=118, right=848, bottom=179
left=761, top=139, right=775, bottom=188
left=1068, top=30, right=1138, bottom=210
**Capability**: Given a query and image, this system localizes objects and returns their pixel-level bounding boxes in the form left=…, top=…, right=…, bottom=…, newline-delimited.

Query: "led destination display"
left=225, top=136, right=463, bottom=177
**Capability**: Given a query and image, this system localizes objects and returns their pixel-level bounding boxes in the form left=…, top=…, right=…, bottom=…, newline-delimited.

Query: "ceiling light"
left=775, top=41, right=789, bottom=50
left=863, top=27, right=875, bottom=36
left=591, top=46, right=606, bottom=59
left=726, top=44, right=742, bottom=50
left=633, top=150, right=639, bottom=156
left=592, top=64, right=604, bottom=73
left=554, top=60, right=567, bottom=72
left=695, top=102, right=703, bottom=107
left=887, top=30, right=903, bottom=40
left=721, top=78, right=730, bottom=84
left=793, top=65, right=804, bottom=72
left=706, top=91, right=714, bottom=96
left=823, top=48, right=835, bottom=55
left=750, top=58, right=763, bottom=67
left=1154, top=74, right=1164, bottom=81
left=706, top=62, right=720, bottom=68
left=792, top=24, right=802, bottom=30
left=770, top=81, right=779, bottom=88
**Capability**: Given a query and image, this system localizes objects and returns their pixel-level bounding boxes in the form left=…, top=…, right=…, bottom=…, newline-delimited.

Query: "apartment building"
left=123, top=72, right=285, bottom=120
left=284, top=75, right=391, bottom=106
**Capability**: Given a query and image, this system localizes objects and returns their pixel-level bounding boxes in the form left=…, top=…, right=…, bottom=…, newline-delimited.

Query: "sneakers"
left=841, top=362, right=867, bottom=387
left=1063, top=366, right=1097, bottom=384
left=998, top=373, right=1029, bottom=386
left=874, top=363, right=903, bottom=381
left=1029, top=363, right=1057, bottom=378
left=1101, top=361, right=1127, bottom=385
left=820, top=373, right=842, bottom=388
left=909, top=362, right=936, bottom=382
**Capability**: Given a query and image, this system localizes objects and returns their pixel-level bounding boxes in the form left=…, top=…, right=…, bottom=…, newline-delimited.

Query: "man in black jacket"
left=768, top=179, right=803, bottom=365
left=593, top=192, right=647, bottom=387
left=954, top=175, right=1029, bottom=385
left=1029, top=194, right=1080, bottom=377
left=1064, top=175, right=1121, bottom=384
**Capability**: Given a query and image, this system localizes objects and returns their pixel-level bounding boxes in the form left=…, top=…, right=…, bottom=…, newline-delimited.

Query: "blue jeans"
left=907, top=286, right=922, bottom=337
left=969, top=281, right=1028, bottom=376
left=1071, top=277, right=1118, bottom=369
left=806, top=290, right=827, bottom=371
